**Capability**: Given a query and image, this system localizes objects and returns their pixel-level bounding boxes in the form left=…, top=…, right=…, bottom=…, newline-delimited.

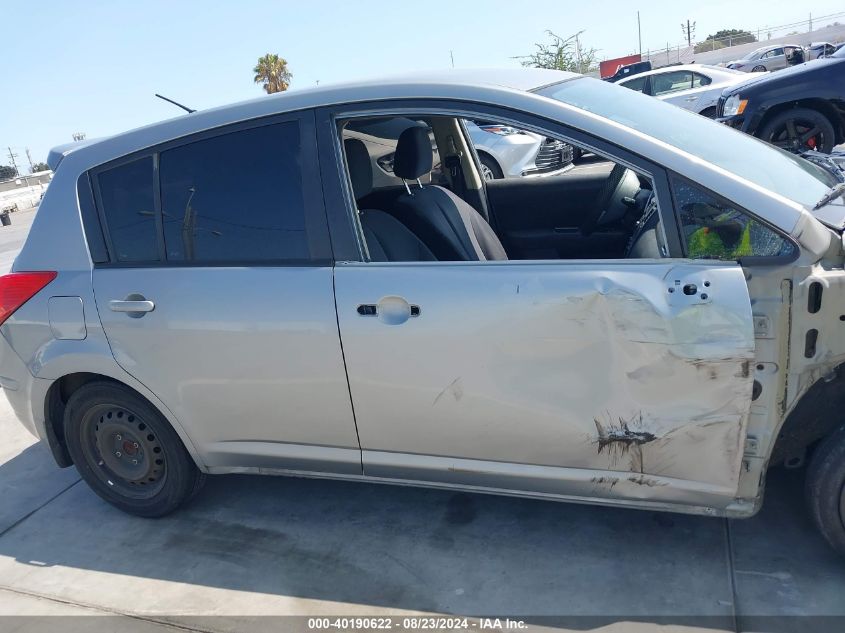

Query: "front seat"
left=344, top=138, right=436, bottom=262
left=390, top=127, right=508, bottom=261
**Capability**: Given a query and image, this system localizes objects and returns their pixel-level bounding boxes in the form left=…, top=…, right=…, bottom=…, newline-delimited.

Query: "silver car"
left=617, top=64, right=754, bottom=118
left=465, top=120, right=574, bottom=180
left=7, top=69, right=845, bottom=558
left=726, top=44, right=805, bottom=72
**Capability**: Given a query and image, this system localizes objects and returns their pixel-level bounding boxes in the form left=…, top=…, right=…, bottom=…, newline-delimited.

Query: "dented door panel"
left=335, top=260, right=755, bottom=510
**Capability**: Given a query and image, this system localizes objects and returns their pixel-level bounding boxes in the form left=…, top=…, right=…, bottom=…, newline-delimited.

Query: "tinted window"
left=691, top=73, right=712, bottom=88
left=97, top=156, right=158, bottom=262
left=159, top=122, right=308, bottom=262
left=651, top=71, right=692, bottom=96
left=672, top=178, right=795, bottom=260
left=619, top=75, right=647, bottom=92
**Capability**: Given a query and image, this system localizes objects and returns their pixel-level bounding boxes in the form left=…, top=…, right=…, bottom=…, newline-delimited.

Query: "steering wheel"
left=580, top=164, right=629, bottom=236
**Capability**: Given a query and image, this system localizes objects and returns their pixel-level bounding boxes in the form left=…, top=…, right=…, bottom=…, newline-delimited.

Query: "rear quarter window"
left=95, top=156, right=158, bottom=262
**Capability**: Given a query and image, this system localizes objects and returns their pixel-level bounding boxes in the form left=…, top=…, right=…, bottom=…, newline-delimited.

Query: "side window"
left=672, top=178, right=795, bottom=260
left=159, top=122, right=309, bottom=262
left=651, top=71, right=693, bottom=96
left=691, top=73, right=712, bottom=88
left=96, top=156, right=158, bottom=262
left=619, top=75, right=648, bottom=93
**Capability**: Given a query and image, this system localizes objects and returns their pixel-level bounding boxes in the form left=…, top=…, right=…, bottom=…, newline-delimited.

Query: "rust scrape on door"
left=594, top=413, right=656, bottom=473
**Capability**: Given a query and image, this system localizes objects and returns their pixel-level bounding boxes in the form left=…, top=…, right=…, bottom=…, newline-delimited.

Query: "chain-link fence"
left=639, top=10, right=845, bottom=68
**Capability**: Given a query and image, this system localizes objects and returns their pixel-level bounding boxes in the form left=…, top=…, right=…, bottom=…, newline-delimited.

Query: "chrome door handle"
left=109, top=295, right=155, bottom=318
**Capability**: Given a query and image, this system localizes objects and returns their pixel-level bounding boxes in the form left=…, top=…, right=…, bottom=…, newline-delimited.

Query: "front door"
left=335, top=258, right=755, bottom=510
left=90, top=113, right=361, bottom=474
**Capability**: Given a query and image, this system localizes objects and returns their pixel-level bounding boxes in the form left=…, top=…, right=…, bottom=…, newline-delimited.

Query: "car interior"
left=338, top=114, right=666, bottom=263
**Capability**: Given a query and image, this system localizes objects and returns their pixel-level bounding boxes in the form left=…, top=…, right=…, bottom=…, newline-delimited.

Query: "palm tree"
left=253, top=54, right=292, bottom=94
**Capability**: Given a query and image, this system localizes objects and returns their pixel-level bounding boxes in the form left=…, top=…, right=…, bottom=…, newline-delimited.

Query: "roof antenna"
left=155, top=93, right=196, bottom=114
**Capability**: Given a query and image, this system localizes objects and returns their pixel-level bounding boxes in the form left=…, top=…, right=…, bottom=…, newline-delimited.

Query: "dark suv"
left=718, top=45, right=845, bottom=153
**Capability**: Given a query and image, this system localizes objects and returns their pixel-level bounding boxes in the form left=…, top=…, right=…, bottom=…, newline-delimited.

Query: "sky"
left=2, top=0, right=844, bottom=169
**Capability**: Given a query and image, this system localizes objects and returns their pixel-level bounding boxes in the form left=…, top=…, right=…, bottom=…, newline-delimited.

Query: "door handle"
left=357, top=304, right=421, bottom=317
left=109, top=294, right=155, bottom=318
left=357, top=296, right=420, bottom=325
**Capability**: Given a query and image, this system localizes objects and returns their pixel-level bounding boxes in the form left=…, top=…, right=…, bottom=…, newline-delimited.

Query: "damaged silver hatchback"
left=5, top=69, right=845, bottom=556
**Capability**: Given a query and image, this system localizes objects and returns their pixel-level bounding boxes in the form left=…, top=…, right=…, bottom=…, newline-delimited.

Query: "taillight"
left=0, top=272, right=57, bottom=326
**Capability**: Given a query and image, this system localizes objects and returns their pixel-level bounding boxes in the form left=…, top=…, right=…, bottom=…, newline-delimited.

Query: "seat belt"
left=444, top=135, right=468, bottom=200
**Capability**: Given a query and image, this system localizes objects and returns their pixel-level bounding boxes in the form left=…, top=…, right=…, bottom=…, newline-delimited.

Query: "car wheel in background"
left=699, top=107, right=718, bottom=119
left=752, top=65, right=767, bottom=72
left=759, top=108, right=836, bottom=154
left=479, top=153, right=504, bottom=180
left=806, top=423, right=845, bottom=558
left=64, top=381, right=205, bottom=517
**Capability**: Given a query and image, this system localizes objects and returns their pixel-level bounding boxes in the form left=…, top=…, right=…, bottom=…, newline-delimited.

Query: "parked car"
left=617, top=64, right=754, bottom=118
left=465, top=120, right=574, bottom=180
left=719, top=45, right=845, bottom=153
left=725, top=44, right=805, bottom=72
left=602, top=60, right=652, bottom=83
left=9, top=69, right=845, bottom=558
left=807, top=42, right=837, bottom=60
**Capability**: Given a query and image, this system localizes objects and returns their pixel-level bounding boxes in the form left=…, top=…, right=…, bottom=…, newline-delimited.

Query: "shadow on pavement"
left=0, top=447, right=843, bottom=630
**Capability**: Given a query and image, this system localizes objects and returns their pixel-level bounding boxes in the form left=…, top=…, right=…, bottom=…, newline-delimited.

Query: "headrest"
left=393, top=126, right=433, bottom=180
left=344, top=138, right=372, bottom=201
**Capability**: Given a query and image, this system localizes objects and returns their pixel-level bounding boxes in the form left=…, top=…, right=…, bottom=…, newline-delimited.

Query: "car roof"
left=48, top=68, right=575, bottom=170
left=617, top=63, right=734, bottom=81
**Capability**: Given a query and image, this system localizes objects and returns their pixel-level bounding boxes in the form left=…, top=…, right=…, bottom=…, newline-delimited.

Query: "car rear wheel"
left=806, top=424, right=845, bottom=557
left=64, top=381, right=205, bottom=517
left=759, top=108, right=836, bottom=154
left=479, top=154, right=504, bottom=180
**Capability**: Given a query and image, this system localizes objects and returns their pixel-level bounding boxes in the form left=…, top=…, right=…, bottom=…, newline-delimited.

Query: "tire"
left=699, top=107, right=719, bottom=119
left=758, top=108, right=836, bottom=154
left=805, top=423, right=845, bottom=557
left=479, top=154, right=504, bottom=180
left=751, top=65, right=767, bottom=72
left=64, top=381, right=205, bottom=517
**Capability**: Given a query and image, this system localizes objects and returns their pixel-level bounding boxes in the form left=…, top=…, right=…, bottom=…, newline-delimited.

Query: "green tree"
left=253, top=53, right=292, bottom=94
left=702, top=28, right=756, bottom=47
left=517, top=30, right=598, bottom=74
left=30, top=162, right=49, bottom=173
left=0, top=165, right=17, bottom=180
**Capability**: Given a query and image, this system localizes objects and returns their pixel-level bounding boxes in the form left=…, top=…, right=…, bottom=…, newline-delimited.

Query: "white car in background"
left=617, top=64, right=755, bottom=118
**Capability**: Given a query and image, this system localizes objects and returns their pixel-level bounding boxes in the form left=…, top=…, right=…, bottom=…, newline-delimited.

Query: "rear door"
left=650, top=71, right=702, bottom=111
left=90, top=112, right=361, bottom=474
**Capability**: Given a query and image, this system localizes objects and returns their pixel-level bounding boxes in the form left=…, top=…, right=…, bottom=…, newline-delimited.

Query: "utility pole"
left=450, top=50, right=455, bottom=68
left=6, top=147, right=19, bottom=177
left=681, top=19, right=696, bottom=47
left=575, top=32, right=583, bottom=73
left=637, top=11, right=642, bottom=56
left=25, top=148, right=34, bottom=173
left=809, top=12, right=813, bottom=33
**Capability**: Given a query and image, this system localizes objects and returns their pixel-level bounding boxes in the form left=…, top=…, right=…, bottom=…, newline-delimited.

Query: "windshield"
left=741, top=47, right=766, bottom=60
left=536, top=77, right=839, bottom=210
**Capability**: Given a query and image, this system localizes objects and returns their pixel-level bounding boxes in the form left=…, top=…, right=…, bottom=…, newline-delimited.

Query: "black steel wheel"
left=806, top=423, right=845, bottom=558
left=65, top=381, right=205, bottom=517
left=80, top=403, right=167, bottom=498
left=759, top=108, right=836, bottom=154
